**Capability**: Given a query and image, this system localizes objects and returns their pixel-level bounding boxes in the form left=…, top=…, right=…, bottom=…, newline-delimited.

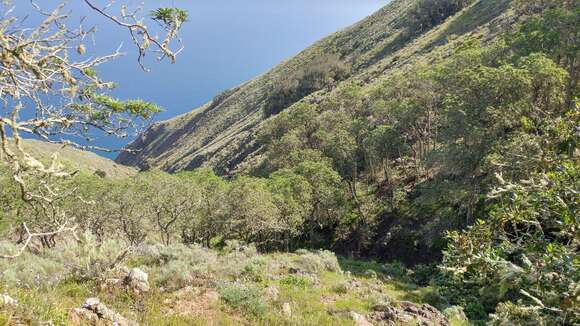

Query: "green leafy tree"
left=179, top=169, right=229, bottom=247
left=226, top=177, right=281, bottom=248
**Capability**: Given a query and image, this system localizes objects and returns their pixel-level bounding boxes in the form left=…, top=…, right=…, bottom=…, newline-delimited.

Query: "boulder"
left=124, top=268, right=150, bottom=293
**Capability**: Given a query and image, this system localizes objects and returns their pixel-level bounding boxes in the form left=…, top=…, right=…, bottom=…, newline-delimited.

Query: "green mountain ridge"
left=116, top=0, right=512, bottom=174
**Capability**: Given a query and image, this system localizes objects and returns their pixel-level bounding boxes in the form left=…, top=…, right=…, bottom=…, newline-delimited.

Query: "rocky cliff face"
left=116, top=0, right=512, bottom=175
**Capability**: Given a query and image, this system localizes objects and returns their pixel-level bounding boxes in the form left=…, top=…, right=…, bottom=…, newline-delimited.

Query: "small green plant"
left=280, top=274, right=310, bottom=289
left=331, top=281, right=350, bottom=294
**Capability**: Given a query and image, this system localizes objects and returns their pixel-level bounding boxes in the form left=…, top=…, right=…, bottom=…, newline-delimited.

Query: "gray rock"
left=0, top=294, right=17, bottom=306
left=370, top=301, right=449, bottom=326
left=84, top=297, right=100, bottom=307
left=124, top=268, right=150, bottom=293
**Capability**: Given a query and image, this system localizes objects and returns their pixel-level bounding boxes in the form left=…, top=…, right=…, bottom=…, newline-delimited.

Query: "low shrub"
left=331, top=281, right=350, bottom=294
left=156, top=260, right=196, bottom=290
left=221, top=240, right=258, bottom=257
left=296, top=250, right=341, bottom=273
left=242, top=256, right=269, bottom=282
left=489, top=302, right=551, bottom=326
left=412, top=263, right=438, bottom=286
left=217, top=282, right=268, bottom=316
left=280, top=274, right=310, bottom=289
left=0, top=253, right=66, bottom=288
left=379, top=261, right=410, bottom=280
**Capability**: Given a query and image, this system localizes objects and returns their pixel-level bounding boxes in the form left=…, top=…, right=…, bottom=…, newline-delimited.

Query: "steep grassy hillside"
left=117, top=0, right=513, bottom=175
left=19, top=139, right=136, bottom=178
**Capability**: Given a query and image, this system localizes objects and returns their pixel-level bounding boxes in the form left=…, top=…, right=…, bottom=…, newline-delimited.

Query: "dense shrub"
left=412, top=264, right=438, bottom=286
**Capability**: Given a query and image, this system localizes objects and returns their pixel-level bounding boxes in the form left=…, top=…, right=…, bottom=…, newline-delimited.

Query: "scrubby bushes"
left=280, top=274, right=311, bottom=289
left=295, top=250, right=342, bottom=274
left=406, top=0, right=475, bottom=33
left=263, top=54, right=351, bottom=117
left=218, top=282, right=268, bottom=316
left=0, top=250, right=66, bottom=288
left=0, top=237, right=127, bottom=288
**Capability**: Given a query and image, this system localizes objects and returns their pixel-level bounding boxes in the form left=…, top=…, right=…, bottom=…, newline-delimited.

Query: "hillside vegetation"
left=18, top=140, right=137, bottom=179
left=116, top=0, right=508, bottom=174
left=0, top=0, right=578, bottom=325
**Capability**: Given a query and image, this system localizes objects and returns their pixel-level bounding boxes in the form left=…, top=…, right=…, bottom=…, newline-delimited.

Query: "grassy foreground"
left=0, top=240, right=466, bottom=325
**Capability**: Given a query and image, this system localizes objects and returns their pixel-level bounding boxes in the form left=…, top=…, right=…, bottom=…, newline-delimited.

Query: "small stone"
left=282, top=302, right=292, bottom=317
left=84, top=297, right=100, bottom=308
left=364, top=270, right=378, bottom=279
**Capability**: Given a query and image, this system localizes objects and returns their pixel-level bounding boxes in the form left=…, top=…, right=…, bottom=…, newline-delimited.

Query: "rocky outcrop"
left=70, top=298, right=138, bottom=326
left=370, top=301, right=449, bottom=326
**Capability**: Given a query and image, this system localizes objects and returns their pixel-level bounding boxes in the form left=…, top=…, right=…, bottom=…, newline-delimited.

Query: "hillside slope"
left=116, top=0, right=513, bottom=174
left=20, top=139, right=136, bottom=178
